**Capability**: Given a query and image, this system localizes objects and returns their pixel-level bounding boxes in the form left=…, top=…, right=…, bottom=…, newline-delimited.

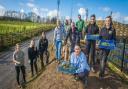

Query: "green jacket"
left=76, top=20, right=84, bottom=32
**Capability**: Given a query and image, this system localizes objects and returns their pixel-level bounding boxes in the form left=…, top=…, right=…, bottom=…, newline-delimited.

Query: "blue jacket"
left=70, top=52, right=90, bottom=73
left=54, top=26, right=64, bottom=41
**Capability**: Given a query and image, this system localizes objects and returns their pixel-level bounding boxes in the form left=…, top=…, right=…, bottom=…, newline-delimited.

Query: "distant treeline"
left=0, top=16, right=32, bottom=22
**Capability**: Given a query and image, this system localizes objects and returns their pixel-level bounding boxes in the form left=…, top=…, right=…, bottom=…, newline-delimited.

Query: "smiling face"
left=74, top=45, right=81, bottom=56
left=105, top=17, right=111, bottom=28
left=90, top=16, right=95, bottom=25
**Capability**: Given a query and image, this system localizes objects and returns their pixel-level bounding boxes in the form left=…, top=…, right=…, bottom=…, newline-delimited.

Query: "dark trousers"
left=30, top=59, right=38, bottom=75
left=75, top=70, right=89, bottom=85
left=76, top=31, right=81, bottom=45
left=15, top=65, right=26, bottom=85
left=40, top=50, right=49, bottom=68
left=86, top=40, right=96, bottom=68
left=99, top=49, right=110, bottom=77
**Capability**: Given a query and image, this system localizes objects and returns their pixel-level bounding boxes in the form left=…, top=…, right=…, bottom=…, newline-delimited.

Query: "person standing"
left=13, top=43, right=26, bottom=87
left=53, top=20, right=64, bottom=63
left=85, top=14, right=99, bottom=72
left=38, top=32, right=48, bottom=69
left=28, top=39, right=38, bottom=77
left=71, top=22, right=79, bottom=53
left=76, top=14, right=85, bottom=40
left=99, top=16, right=116, bottom=79
left=64, top=19, right=72, bottom=43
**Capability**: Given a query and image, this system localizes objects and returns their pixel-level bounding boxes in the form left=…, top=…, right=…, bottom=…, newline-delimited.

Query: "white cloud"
left=78, top=8, right=86, bottom=16
left=27, top=2, right=35, bottom=8
left=0, top=5, right=6, bottom=16
left=100, top=7, right=111, bottom=12
left=20, top=9, right=24, bottom=13
left=32, top=7, right=39, bottom=15
left=47, top=9, right=58, bottom=18
left=26, top=2, right=49, bottom=17
left=111, top=12, right=128, bottom=24
left=112, top=12, right=122, bottom=21
left=124, top=16, right=128, bottom=24
left=40, top=8, right=48, bottom=12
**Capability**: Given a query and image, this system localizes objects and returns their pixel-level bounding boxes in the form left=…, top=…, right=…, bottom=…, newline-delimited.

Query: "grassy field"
left=0, top=20, right=56, bottom=51
left=0, top=20, right=55, bottom=34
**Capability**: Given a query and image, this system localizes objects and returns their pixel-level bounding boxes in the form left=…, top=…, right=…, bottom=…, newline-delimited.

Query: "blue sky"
left=0, top=0, right=128, bottom=23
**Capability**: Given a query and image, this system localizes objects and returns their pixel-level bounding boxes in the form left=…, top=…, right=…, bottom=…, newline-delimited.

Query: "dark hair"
left=78, top=14, right=81, bottom=17
left=105, top=15, right=115, bottom=29
left=90, top=14, right=96, bottom=18
left=106, top=16, right=112, bottom=23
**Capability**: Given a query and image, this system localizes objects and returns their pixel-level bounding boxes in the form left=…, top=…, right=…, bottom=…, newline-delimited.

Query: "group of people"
left=53, top=14, right=116, bottom=86
left=13, top=32, right=49, bottom=87
left=12, top=14, right=116, bottom=87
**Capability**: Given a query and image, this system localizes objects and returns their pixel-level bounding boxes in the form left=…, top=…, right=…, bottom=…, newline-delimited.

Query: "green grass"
left=0, top=20, right=56, bottom=51
left=0, top=20, right=55, bottom=34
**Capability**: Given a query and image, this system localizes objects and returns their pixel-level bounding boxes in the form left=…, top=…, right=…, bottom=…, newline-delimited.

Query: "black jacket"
left=85, top=24, right=99, bottom=34
left=39, top=38, right=48, bottom=53
left=28, top=47, right=38, bottom=60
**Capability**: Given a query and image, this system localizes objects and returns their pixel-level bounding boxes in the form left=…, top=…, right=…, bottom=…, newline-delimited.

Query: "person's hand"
left=28, top=60, right=30, bottom=64
left=17, top=61, right=20, bottom=64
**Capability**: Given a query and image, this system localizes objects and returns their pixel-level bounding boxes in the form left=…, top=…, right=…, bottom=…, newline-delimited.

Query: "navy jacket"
left=100, top=27, right=116, bottom=41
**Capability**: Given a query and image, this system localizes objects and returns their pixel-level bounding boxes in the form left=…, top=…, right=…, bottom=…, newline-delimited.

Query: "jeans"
left=30, top=59, right=38, bottom=76
left=15, top=65, right=26, bottom=85
left=86, top=40, right=96, bottom=68
left=55, top=40, right=62, bottom=60
left=99, top=49, right=110, bottom=77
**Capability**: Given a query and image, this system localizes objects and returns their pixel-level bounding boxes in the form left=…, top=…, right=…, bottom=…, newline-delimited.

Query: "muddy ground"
left=0, top=30, right=128, bottom=89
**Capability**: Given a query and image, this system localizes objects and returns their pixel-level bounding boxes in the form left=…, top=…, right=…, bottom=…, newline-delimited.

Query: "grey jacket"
left=13, top=50, right=25, bottom=66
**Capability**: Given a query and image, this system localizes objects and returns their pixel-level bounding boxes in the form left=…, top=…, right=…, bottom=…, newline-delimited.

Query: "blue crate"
left=57, top=61, right=77, bottom=74
left=124, top=59, right=128, bottom=63
left=125, top=50, right=128, bottom=55
left=99, top=40, right=115, bottom=50
left=86, top=34, right=100, bottom=40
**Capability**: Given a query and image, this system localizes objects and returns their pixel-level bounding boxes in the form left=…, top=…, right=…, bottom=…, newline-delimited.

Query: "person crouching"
left=70, top=45, right=90, bottom=87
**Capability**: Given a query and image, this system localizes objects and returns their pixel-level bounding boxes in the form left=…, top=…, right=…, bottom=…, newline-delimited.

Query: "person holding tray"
left=99, top=16, right=116, bottom=79
left=70, top=45, right=90, bottom=87
left=85, top=14, right=99, bottom=72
